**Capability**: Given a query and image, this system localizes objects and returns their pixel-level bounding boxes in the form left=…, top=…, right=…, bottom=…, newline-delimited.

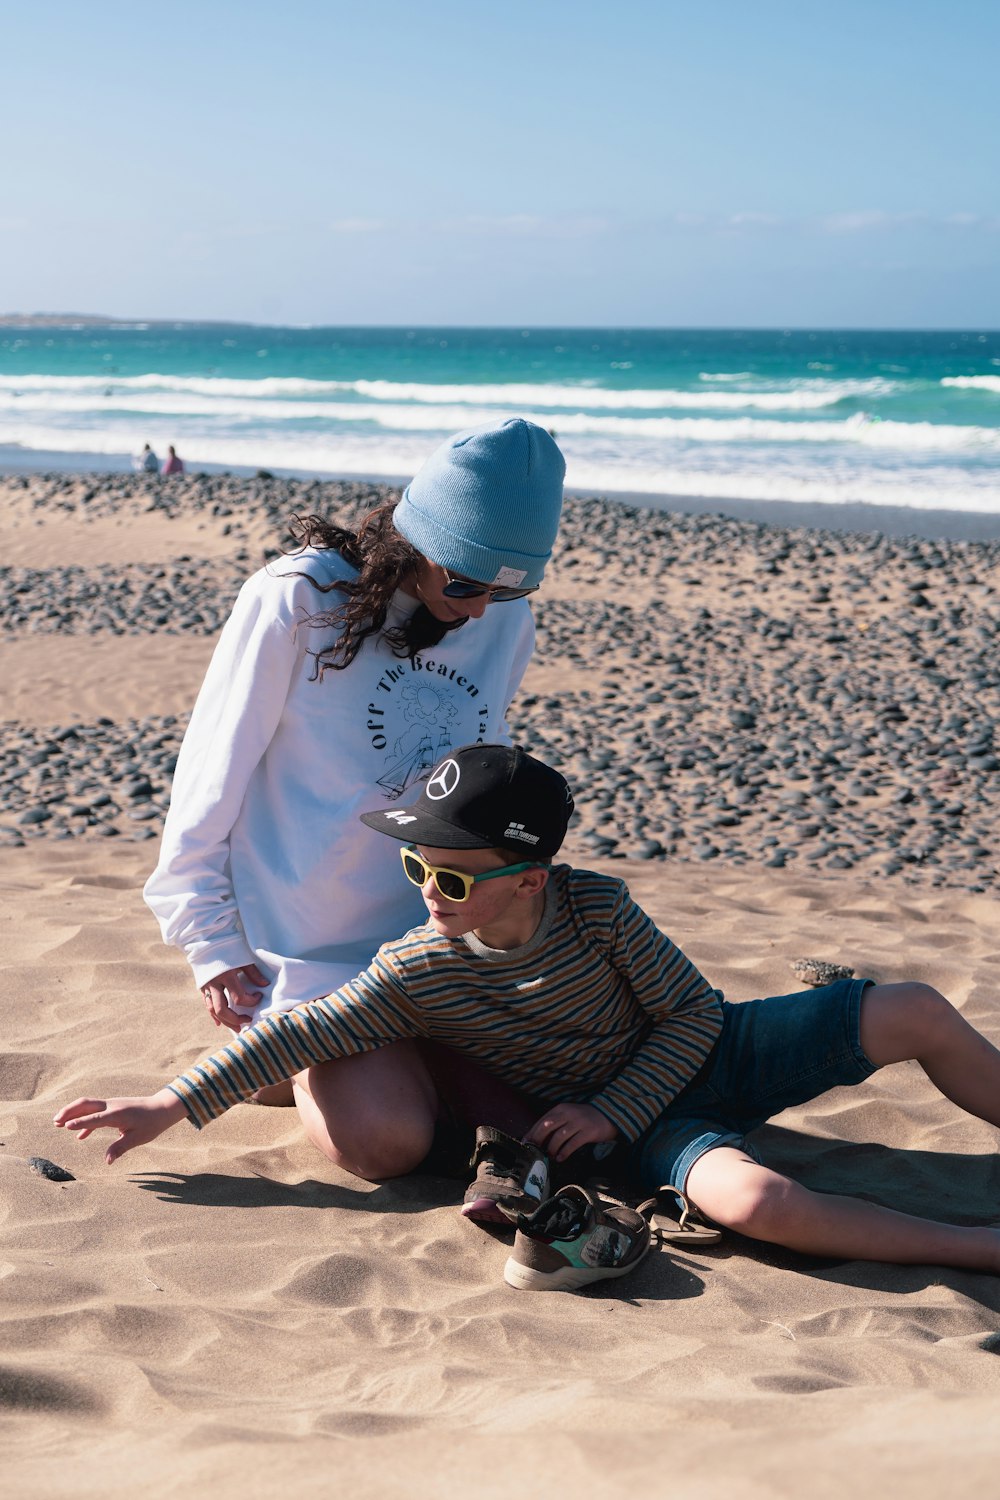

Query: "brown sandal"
left=636, top=1185, right=723, bottom=1246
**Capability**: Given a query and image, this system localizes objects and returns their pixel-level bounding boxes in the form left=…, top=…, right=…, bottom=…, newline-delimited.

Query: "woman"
left=144, top=417, right=565, bottom=1176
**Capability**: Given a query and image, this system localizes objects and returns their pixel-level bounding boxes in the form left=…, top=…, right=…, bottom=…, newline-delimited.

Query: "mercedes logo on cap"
left=425, top=758, right=460, bottom=800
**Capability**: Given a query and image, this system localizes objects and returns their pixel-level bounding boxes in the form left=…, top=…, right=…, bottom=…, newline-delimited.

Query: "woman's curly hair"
left=283, top=501, right=459, bottom=676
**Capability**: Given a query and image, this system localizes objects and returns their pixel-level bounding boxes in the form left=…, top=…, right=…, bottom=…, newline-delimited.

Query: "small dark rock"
left=28, top=1157, right=75, bottom=1183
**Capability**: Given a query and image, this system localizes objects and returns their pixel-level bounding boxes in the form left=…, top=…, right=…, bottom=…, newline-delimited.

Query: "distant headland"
left=0, top=314, right=127, bottom=327
left=0, top=314, right=245, bottom=328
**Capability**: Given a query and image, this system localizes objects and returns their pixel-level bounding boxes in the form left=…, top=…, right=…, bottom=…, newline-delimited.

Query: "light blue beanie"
left=393, top=418, right=565, bottom=589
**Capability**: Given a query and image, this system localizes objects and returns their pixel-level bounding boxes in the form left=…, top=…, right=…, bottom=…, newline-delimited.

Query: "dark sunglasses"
left=441, top=569, right=539, bottom=603
left=400, top=845, right=544, bottom=902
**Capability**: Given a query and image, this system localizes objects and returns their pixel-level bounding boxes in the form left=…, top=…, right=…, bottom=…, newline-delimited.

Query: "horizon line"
left=2, top=315, right=999, bottom=336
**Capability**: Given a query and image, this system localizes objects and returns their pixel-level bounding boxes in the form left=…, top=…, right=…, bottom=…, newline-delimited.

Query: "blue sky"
left=2, top=0, right=997, bottom=327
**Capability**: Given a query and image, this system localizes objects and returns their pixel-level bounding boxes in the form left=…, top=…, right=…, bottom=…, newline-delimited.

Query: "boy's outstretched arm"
left=53, top=971, right=417, bottom=1159
left=54, top=1090, right=188, bottom=1165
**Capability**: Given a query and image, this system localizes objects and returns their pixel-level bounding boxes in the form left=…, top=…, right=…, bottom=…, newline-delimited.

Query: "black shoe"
left=461, top=1125, right=550, bottom=1225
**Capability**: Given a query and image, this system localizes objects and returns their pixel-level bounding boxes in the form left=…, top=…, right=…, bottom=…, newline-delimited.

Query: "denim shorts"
left=623, top=977, right=877, bottom=1195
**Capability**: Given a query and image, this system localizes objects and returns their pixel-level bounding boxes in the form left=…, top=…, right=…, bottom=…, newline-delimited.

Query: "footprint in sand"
left=752, top=1372, right=845, bottom=1394
left=0, top=1364, right=103, bottom=1415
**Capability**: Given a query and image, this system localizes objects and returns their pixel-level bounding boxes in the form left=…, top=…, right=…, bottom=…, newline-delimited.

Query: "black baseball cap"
left=359, top=744, right=574, bottom=859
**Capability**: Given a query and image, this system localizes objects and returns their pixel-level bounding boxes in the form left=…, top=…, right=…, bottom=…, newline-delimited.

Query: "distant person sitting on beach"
left=59, top=743, right=1000, bottom=1284
left=140, top=419, right=565, bottom=1170
left=133, top=442, right=159, bottom=474
left=162, top=444, right=184, bottom=475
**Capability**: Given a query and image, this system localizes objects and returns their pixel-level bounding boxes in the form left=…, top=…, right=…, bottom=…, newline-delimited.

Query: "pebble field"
left=2, top=471, right=999, bottom=896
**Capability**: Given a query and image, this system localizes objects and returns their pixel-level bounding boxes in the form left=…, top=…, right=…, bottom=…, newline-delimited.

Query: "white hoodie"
left=144, top=548, right=534, bottom=1014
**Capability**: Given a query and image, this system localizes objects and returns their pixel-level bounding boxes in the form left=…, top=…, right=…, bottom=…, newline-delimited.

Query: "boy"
left=57, top=745, right=1000, bottom=1282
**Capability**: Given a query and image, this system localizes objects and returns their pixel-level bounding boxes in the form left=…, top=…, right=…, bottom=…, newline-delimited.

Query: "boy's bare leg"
left=859, top=981, right=1000, bottom=1128
left=685, top=1146, right=1000, bottom=1271
left=680, top=980, right=1000, bottom=1269
left=293, top=1040, right=439, bottom=1181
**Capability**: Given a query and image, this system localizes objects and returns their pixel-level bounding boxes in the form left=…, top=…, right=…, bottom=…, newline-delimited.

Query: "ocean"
left=1, top=324, right=998, bottom=516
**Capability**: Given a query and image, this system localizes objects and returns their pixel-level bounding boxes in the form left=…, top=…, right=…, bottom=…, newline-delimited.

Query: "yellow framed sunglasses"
left=400, top=845, right=544, bottom=903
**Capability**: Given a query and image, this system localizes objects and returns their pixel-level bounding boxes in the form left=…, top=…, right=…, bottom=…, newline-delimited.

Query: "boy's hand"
left=201, top=964, right=270, bottom=1032
left=526, top=1102, right=619, bottom=1164
left=54, top=1089, right=188, bottom=1165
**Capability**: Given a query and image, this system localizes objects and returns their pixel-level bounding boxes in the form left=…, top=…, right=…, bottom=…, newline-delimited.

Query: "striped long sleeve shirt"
left=168, top=865, right=724, bottom=1142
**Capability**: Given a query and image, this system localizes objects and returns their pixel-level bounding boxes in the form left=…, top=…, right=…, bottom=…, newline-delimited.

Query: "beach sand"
left=3, top=474, right=1000, bottom=1498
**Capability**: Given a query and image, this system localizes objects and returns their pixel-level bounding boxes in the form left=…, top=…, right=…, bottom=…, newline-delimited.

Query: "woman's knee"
left=335, top=1126, right=435, bottom=1182
left=297, top=1101, right=435, bottom=1180
left=294, top=1046, right=438, bottom=1180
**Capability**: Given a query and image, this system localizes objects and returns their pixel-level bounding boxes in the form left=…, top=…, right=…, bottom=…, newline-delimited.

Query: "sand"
left=3, top=473, right=1000, bottom=1498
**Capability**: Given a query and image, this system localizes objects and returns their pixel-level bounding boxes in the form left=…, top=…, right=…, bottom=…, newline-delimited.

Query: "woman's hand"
left=54, top=1089, right=188, bottom=1165
left=201, top=963, right=270, bottom=1031
left=526, top=1102, right=619, bottom=1164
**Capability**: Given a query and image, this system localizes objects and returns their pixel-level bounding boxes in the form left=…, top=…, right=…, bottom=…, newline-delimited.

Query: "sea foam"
left=941, top=376, right=1000, bottom=394
left=1, top=390, right=995, bottom=453
left=0, top=372, right=895, bottom=413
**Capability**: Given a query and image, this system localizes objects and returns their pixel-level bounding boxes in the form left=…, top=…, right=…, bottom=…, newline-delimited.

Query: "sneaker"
left=501, top=1183, right=651, bottom=1292
left=461, top=1125, right=550, bottom=1225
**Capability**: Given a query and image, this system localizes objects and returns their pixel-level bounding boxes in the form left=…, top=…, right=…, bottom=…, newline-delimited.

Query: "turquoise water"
left=1, top=325, right=998, bottom=513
